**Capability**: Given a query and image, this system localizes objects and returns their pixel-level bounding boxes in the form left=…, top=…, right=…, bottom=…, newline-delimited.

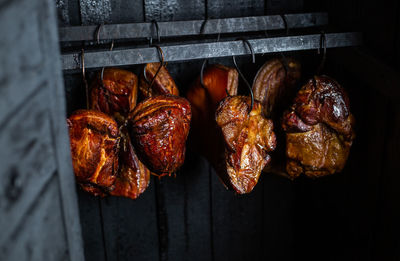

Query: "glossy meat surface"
left=67, top=110, right=120, bottom=196
left=90, top=68, right=138, bottom=123
left=186, top=64, right=238, bottom=163
left=282, top=75, right=355, bottom=178
left=128, top=95, right=191, bottom=175
left=110, top=130, right=150, bottom=199
left=252, top=58, right=301, bottom=118
left=216, top=96, right=276, bottom=194
left=139, top=62, right=179, bottom=98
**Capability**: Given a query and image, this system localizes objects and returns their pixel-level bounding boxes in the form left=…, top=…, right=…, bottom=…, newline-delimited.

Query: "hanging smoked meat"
left=67, top=110, right=120, bottom=196
left=89, top=67, right=151, bottom=199
left=186, top=64, right=238, bottom=165
left=110, top=130, right=150, bottom=199
left=252, top=58, right=301, bottom=118
left=128, top=95, right=191, bottom=176
left=252, top=58, right=301, bottom=176
left=282, top=75, right=355, bottom=178
left=90, top=68, right=138, bottom=124
left=139, top=62, right=179, bottom=99
left=215, top=96, right=276, bottom=194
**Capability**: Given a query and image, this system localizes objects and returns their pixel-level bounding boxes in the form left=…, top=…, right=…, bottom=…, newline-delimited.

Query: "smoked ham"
left=215, top=96, right=276, bottom=193
left=128, top=95, right=191, bottom=176
left=90, top=68, right=138, bottom=124
left=139, top=62, right=179, bottom=99
left=282, top=75, right=355, bottom=178
left=67, top=110, right=120, bottom=196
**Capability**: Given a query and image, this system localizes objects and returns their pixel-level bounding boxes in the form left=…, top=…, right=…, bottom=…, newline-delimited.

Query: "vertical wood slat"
left=142, top=2, right=208, bottom=260
left=100, top=185, right=160, bottom=261
left=374, top=103, right=400, bottom=260
left=44, top=0, right=86, bottom=259
left=0, top=0, right=84, bottom=259
left=265, top=0, right=303, bottom=14
left=210, top=168, right=264, bottom=261
left=144, top=0, right=205, bottom=22
left=262, top=174, right=294, bottom=261
left=207, top=0, right=264, bottom=18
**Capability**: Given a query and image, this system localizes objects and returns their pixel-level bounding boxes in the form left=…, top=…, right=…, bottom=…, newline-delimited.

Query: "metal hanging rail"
left=62, top=32, right=362, bottom=71
left=59, top=12, right=328, bottom=42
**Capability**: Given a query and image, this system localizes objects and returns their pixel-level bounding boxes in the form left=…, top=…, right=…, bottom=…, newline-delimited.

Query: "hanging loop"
left=280, top=52, right=289, bottom=76
left=199, top=22, right=220, bottom=90
left=280, top=14, right=289, bottom=35
left=200, top=18, right=208, bottom=35
left=232, top=38, right=255, bottom=113
left=200, top=59, right=208, bottom=88
left=316, top=31, right=326, bottom=75
left=144, top=44, right=165, bottom=92
left=95, top=23, right=103, bottom=44
left=80, top=48, right=89, bottom=109
left=149, top=20, right=160, bottom=46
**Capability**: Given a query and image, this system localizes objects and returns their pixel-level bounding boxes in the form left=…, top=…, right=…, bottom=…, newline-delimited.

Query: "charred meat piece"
left=139, top=62, right=179, bottom=98
left=90, top=68, right=138, bottom=124
left=215, top=96, right=276, bottom=194
left=67, top=110, right=120, bottom=196
left=186, top=64, right=238, bottom=163
left=282, top=75, right=355, bottom=178
left=110, top=130, right=151, bottom=199
left=128, top=95, right=191, bottom=176
left=252, top=58, right=301, bottom=118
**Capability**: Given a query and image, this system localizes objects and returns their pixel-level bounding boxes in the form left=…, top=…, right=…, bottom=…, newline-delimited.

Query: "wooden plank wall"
left=0, top=0, right=84, bottom=260
left=57, top=1, right=400, bottom=261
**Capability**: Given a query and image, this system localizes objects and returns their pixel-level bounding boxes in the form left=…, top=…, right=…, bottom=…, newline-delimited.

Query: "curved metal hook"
left=200, top=59, right=208, bottom=88
left=316, top=31, right=326, bottom=75
left=236, top=37, right=255, bottom=63
left=280, top=52, right=289, bottom=76
left=199, top=22, right=220, bottom=90
left=200, top=18, right=208, bottom=35
left=99, top=39, right=115, bottom=83
left=232, top=38, right=255, bottom=113
left=143, top=44, right=165, bottom=92
left=280, top=14, right=289, bottom=35
left=81, top=48, right=89, bottom=109
left=95, top=23, right=103, bottom=44
left=149, top=20, right=160, bottom=46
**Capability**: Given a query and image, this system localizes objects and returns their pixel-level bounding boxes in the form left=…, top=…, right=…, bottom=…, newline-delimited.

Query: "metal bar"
left=59, top=12, right=328, bottom=42
left=62, top=32, right=362, bottom=71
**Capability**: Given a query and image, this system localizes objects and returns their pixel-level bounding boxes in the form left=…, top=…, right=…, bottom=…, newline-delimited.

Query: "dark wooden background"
left=57, top=1, right=400, bottom=261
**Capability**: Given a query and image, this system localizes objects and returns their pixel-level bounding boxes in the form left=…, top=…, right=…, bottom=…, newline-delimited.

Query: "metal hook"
left=199, top=22, right=220, bottom=90
left=200, top=18, right=208, bottom=35
left=279, top=52, right=289, bottom=76
left=200, top=59, right=208, bottom=88
left=280, top=14, right=289, bottom=35
left=316, top=31, right=326, bottom=75
left=99, top=39, right=115, bottom=101
left=80, top=48, right=89, bottom=109
left=232, top=38, right=255, bottom=113
left=149, top=20, right=160, bottom=46
left=95, top=23, right=103, bottom=45
left=143, top=44, right=165, bottom=92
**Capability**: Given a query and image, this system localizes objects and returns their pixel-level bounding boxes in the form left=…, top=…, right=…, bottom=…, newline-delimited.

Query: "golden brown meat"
left=90, top=68, right=138, bottom=124
left=215, top=96, right=276, bottom=194
left=282, top=75, right=355, bottom=178
left=67, top=110, right=120, bottom=196
left=139, top=62, right=179, bottom=99
left=252, top=58, right=301, bottom=118
left=186, top=64, right=238, bottom=163
left=110, top=130, right=151, bottom=199
left=128, top=95, right=191, bottom=176
left=252, top=58, right=301, bottom=176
